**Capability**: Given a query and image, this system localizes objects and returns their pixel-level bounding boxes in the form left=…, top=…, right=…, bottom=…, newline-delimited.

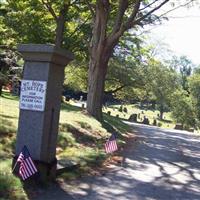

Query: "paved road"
left=34, top=123, right=200, bottom=200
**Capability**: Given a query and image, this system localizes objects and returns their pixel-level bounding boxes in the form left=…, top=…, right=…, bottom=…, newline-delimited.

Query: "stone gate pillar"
left=14, top=44, right=73, bottom=181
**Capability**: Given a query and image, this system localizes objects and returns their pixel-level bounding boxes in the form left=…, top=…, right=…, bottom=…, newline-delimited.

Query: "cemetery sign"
left=19, top=80, right=47, bottom=111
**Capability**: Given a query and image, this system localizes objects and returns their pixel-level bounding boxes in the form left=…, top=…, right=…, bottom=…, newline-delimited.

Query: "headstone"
left=174, top=124, right=183, bottom=130
left=142, top=116, right=149, bottom=125
left=79, top=95, right=83, bottom=102
left=129, top=114, right=137, bottom=122
left=14, top=44, right=73, bottom=182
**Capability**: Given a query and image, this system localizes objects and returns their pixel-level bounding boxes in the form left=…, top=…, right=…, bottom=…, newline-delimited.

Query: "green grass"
left=0, top=160, right=28, bottom=200
left=0, top=91, right=133, bottom=197
left=0, top=91, right=176, bottom=198
left=104, top=104, right=175, bottom=129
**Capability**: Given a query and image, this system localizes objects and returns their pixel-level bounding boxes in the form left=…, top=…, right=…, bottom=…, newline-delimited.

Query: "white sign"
left=20, top=80, right=47, bottom=111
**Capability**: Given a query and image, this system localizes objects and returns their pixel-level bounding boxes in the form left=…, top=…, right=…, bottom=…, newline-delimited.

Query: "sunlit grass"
left=0, top=160, right=28, bottom=200
left=104, top=104, right=175, bottom=129
left=0, top=92, right=131, bottom=186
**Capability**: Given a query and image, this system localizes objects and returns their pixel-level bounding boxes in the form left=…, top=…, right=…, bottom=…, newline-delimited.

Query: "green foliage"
left=171, top=89, right=196, bottom=129
left=105, top=35, right=148, bottom=100
left=64, top=62, right=88, bottom=92
left=189, top=73, right=200, bottom=123
left=0, top=160, right=27, bottom=200
left=170, top=55, right=193, bottom=91
left=0, top=0, right=55, bottom=46
left=144, top=59, right=179, bottom=118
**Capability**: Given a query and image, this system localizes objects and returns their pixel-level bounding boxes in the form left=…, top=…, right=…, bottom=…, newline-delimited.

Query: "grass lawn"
left=104, top=104, right=175, bottom=129
left=0, top=91, right=131, bottom=199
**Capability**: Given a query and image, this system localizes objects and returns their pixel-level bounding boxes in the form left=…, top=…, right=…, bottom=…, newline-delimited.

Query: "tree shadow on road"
left=26, top=125, right=200, bottom=200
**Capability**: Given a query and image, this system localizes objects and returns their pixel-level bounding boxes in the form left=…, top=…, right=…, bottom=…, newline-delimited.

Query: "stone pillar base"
left=12, top=157, right=57, bottom=183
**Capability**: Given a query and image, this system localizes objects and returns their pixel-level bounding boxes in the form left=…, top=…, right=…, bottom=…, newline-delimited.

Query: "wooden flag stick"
left=12, top=160, right=18, bottom=173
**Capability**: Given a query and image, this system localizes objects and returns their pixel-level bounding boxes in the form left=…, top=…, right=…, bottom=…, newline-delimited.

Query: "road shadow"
left=58, top=125, right=200, bottom=200
left=26, top=124, right=200, bottom=200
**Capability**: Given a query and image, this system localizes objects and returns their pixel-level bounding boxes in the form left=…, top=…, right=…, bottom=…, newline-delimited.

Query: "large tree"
left=144, top=59, right=178, bottom=119
left=2, top=0, right=195, bottom=121
left=86, top=0, right=176, bottom=121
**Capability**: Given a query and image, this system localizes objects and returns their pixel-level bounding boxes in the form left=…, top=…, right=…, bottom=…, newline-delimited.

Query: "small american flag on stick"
left=16, top=146, right=38, bottom=180
left=105, top=133, right=118, bottom=154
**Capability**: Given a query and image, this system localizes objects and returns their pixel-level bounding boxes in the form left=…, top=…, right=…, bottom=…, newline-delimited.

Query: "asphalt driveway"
left=33, top=123, right=200, bottom=200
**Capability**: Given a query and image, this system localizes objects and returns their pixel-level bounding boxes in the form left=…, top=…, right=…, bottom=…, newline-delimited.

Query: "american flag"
left=17, top=146, right=38, bottom=180
left=105, top=133, right=118, bottom=153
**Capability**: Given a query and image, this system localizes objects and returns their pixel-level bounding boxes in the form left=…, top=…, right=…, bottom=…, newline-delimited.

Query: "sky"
left=147, top=2, right=200, bottom=65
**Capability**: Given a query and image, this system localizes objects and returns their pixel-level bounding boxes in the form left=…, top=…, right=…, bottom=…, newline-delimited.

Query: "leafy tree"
left=86, top=0, right=174, bottom=121
left=0, top=0, right=55, bottom=46
left=105, top=35, right=147, bottom=100
left=145, top=59, right=178, bottom=119
left=0, top=49, right=21, bottom=95
left=189, top=72, right=200, bottom=124
left=171, top=89, right=196, bottom=129
left=64, top=62, right=88, bottom=92
left=170, top=55, right=194, bottom=92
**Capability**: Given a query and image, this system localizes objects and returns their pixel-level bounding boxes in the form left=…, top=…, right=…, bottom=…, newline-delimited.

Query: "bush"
left=158, top=122, right=162, bottom=127
left=171, top=90, right=197, bottom=129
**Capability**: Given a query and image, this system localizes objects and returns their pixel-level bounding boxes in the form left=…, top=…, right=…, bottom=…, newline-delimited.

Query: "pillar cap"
left=18, top=44, right=74, bottom=66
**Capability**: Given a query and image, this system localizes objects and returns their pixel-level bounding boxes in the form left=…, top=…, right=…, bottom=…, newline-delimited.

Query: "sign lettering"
left=19, top=80, right=47, bottom=111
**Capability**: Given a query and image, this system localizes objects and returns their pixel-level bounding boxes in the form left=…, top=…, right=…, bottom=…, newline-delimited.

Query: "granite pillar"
left=14, top=44, right=73, bottom=181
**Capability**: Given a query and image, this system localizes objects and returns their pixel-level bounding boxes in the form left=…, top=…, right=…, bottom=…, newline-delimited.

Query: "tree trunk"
left=159, top=104, right=164, bottom=120
left=87, top=58, right=108, bottom=121
left=0, top=83, right=2, bottom=96
left=55, top=15, right=65, bottom=48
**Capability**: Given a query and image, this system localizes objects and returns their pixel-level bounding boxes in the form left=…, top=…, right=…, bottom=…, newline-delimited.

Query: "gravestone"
left=129, top=114, right=137, bottom=122
left=174, top=124, right=183, bottom=130
left=142, top=116, right=150, bottom=125
left=14, top=44, right=73, bottom=182
left=153, top=119, right=157, bottom=126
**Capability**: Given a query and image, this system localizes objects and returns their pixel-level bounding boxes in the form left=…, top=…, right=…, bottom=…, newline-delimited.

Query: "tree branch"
left=133, top=0, right=170, bottom=27
left=139, top=0, right=158, bottom=12
left=107, top=0, right=140, bottom=50
left=68, top=16, right=90, bottom=39
left=123, top=0, right=141, bottom=30
left=85, top=0, right=95, bottom=17
left=41, top=0, right=58, bottom=20
left=105, top=84, right=127, bottom=94
left=158, top=0, right=195, bottom=19
left=111, top=0, right=128, bottom=34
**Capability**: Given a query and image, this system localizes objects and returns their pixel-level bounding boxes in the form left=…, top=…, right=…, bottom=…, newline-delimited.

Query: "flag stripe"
left=23, top=161, right=32, bottom=177
left=105, top=134, right=118, bottom=153
left=20, top=165, right=27, bottom=180
left=28, top=157, right=38, bottom=172
left=16, top=146, right=38, bottom=180
left=26, top=158, right=37, bottom=174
